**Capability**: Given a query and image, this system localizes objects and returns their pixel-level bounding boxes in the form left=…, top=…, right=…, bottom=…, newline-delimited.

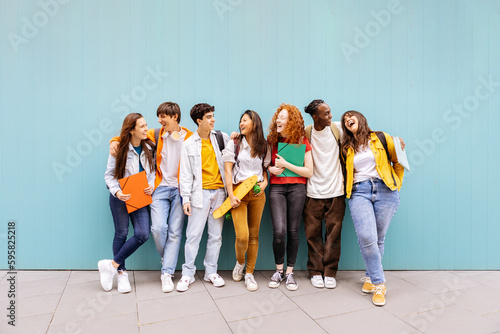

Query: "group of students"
left=99, top=99, right=404, bottom=307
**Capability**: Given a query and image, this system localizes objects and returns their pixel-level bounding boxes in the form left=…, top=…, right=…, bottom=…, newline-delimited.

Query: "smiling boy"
left=176, top=103, right=230, bottom=292
left=303, top=99, right=345, bottom=289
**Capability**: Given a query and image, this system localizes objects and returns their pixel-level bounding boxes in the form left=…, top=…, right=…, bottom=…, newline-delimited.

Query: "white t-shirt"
left=353, top=144, right=379, bottom=183
left=307, top=123, right=344, bottom=198
left=158, top=128, right=187, bottom=188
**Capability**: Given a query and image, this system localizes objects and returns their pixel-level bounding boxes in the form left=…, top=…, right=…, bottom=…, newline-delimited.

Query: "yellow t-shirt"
left=201, top=139, right=224, bottom=189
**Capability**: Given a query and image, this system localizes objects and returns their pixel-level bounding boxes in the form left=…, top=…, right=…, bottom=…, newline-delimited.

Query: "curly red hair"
left=267, top=103, right=306, bottom=148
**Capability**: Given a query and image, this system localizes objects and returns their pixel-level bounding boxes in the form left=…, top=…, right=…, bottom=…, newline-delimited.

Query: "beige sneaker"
left=372, top=284, right=387, bottom=306
left=361, top=276, right=375, bottom=293
left=232, top=261, right=245, bottom=282
left=244, top=273, right=258, bottom=292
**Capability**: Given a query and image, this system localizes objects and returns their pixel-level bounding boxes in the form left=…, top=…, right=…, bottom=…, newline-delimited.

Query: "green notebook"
left=277, top=142, right=306, bottom=177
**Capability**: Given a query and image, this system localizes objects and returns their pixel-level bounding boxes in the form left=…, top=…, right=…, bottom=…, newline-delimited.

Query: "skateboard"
left=213, top=175, right=259, bottom=219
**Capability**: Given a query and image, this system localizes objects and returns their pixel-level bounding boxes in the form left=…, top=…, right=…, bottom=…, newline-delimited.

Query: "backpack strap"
left=305, top=125, right=312, bottom=142
left=154, top=128, right=160, bottom=146
left=375, top=131, right=397, bottom=187
left=233, top=138, right=240, bottom=159
left=330, top=123, right=341, bottom=145
left=305, top=124, right=340, bottom=147
left=215, top=130, right=225, bottom=152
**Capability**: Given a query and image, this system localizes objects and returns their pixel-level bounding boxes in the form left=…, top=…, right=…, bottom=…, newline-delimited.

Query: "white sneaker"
left=204, top=273, right=225, bottom=287
left=310, top=275, right=324, bottom=288
left=117, top=271, right=131, bottom=293
left=161, top=273, right=174, bottom=293
left=244, top=273, right=258, bottom=292
left=232, top=261, right=245, bottom=282
left=98, top=259, right=117, bottom=291
left=324, top=276, right=337, bottom=289
left=176, top=276, right=195, bottom=292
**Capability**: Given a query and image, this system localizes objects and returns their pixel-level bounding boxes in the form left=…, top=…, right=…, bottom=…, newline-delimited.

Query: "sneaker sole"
left=176, top=283, right=192, bottom=292
left=362, top=287, right=375, bottom=293
left=232, top=275, right=243, bottom=282
left=176, top=278, right=195, bottom=292
left=246, top=285, right=258, bottom=292
left=325, top=284, right=336, bottom=289
left=286, top=284, right=298, bottom=291
left=97, top=261, right=114, bottom=292
left=268, top=282, right=280, bottom=288
left=204, top=277, right=225, bottom=287
left=162, top=286, right=174, bottom=293
left=118, top=287, right=131, bottom=293
left=373, top=300, right=386, bottom=306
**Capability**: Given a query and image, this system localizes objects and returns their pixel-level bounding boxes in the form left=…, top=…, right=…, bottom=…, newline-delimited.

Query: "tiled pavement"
left=1, top=270, right=500, bottom=333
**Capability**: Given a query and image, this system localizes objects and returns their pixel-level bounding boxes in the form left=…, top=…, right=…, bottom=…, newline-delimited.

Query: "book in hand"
left=392, top=136, right=410, bottom=171
left=118, top=171, right=153, bottom=213
left=277, top=142, right=306, bottom=177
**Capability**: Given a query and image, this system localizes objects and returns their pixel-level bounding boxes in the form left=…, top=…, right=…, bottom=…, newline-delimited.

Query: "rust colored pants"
left=302, top=196, right=346, bottom=278
left=231, top=191, right=266, bottom=274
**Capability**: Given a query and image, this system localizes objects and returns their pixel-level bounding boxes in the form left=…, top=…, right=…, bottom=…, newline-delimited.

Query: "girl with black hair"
left=223, top=110, right=271, bottom=291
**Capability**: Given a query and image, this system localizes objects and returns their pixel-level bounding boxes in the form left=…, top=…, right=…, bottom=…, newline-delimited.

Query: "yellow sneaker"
left=372, top=284, right=386, bottom=306
left=361, top=277, right=375, bottom=293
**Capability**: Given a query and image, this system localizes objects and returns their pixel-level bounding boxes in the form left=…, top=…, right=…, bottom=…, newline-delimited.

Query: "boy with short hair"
left=176, top=103, right=229, bottom=292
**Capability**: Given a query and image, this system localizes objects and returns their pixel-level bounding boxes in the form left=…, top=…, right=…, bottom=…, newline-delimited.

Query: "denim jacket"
left=179, top=130, right=229, bottom=208
left=104, top=143, right=155, bottom=197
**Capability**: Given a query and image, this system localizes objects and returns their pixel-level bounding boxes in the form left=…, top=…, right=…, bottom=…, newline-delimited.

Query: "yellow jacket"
left=344, top=132, right=404, bottom=198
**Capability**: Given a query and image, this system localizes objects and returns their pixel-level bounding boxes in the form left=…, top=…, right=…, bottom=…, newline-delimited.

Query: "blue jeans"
left=348, top=178, right=399, bottom=285
left=181, top=188, right=225, bottom=277
left=150, top=186, right=185, bottom=275
left=109, top=194, right=150, bottom=271
left=269, top=183, right=307, bottom=267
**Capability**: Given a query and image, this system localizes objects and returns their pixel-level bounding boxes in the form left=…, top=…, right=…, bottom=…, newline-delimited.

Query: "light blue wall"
left=1, top=0, right=499, bottom=270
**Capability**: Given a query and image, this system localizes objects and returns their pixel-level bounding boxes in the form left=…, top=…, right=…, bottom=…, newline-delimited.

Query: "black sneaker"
left=268, top=270, right=284, bottom=288
left=285, top=273, right=298, bottom=291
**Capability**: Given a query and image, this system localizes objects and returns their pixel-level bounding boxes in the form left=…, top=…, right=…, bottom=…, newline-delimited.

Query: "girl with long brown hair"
left=340, top=110, right=404, bottom=306
left=267, top=103, right=313, bottom=291
left=100, top=113, right=155, bottom=293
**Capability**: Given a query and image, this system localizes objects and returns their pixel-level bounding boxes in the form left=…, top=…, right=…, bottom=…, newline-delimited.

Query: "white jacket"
left=179, top=130, right=229, bottom=208
left=104, top=143, right=155, bottom=197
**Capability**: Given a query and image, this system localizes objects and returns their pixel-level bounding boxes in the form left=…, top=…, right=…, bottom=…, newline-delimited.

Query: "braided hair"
left=304, top=99, right=325, bottom=117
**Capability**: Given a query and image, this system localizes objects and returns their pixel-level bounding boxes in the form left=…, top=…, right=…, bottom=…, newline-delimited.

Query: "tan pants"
left=231, top=190, right=266, bottom=274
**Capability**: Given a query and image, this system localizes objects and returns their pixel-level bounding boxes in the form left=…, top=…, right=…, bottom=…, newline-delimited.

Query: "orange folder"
left=119, top=171, right=153, bottom=213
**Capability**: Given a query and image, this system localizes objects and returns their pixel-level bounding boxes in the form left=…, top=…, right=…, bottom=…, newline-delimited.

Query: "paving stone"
left=316, top=307, right=417, bottom=334
left=401, top=271, right=479, bottom=294
left=214, top=288, right=297, bottom=322
left=47, top=313, right=138, bottom=334
left=400, top=304, right=500, bottom=334
left=138, top=291, right=217, bottom=325
left=291, top=284, right=372, bottom=319
left=140, top=311, right=231, bottom=334
left=0, top=314, right=52, bottom=334
left=228, top=308, right=327, bottom=334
